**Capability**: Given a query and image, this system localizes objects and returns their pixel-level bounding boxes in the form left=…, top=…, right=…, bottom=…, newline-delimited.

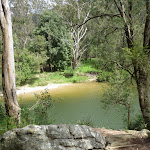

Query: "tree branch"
left=73, top=13, right=121, bottom=28
left=113, top=0, right=123, bottom=17
left=111, top=60, right=134, bottom=78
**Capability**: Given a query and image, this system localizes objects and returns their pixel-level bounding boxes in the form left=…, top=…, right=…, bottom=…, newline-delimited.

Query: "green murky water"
left=4, top=82, right=141, bottom=129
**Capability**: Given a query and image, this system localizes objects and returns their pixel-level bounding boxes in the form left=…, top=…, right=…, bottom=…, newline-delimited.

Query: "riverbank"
left=0, top=76, right=97, bottom=97
left=16, top=59, right=100, bottom=87
left=16, top=83, right=70, bottom=95
left=0, top=83, right=69, bottom=97
left=22, top=72, right=97, bottom=87
left=17, top=76, right=97, bottom=95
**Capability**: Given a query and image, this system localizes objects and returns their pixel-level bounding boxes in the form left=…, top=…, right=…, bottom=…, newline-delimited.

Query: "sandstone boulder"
left=0, top=124, right=106, bottom=150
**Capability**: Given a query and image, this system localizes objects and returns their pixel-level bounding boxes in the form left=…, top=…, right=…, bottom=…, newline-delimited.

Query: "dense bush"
left=35, top=10, right=72, bottom=71
left=15, top=48, right=41, bottom=85
left=63, top=67, right=74, bottom=78
left=97, top=71, right=112, bottom=82
left=128, top=114, right=146, bottom=131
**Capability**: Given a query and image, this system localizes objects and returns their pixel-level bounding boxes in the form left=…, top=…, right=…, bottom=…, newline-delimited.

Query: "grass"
left=76, top=59, right=100, bottom=74
left=27, top=72, right=89, bottom=87
left=19, top=59, right=101, bottom=87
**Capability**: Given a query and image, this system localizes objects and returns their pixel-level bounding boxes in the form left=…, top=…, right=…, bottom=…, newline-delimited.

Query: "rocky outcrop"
left=0, top=124, right=106, bottom=150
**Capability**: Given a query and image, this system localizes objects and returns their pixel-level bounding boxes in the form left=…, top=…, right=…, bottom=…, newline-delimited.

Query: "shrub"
left=97, top=71, right=112, bottom=82
left=20, top=107, right=33, bottom=127
left=64, top=68, right=74, bottom=78
left=0, top=91, right=55, bottom=135
left=15, top=48, right=41, bottom=85
left=31, top=90, right=54, bottom=125
left=20, top=91, right=54, bottom=126
left=0, top=103, right=19, bottom=134
left=128, top=114, right=146, bottom=131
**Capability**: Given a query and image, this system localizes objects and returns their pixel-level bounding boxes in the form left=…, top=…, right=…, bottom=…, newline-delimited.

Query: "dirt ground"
left=94, top=128, right=150, bottom=150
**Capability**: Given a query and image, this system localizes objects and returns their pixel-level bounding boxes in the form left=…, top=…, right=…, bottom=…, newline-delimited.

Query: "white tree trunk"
left=70, top=2, right=89, bottom=70
left=0, top=0, right=21, bottom=123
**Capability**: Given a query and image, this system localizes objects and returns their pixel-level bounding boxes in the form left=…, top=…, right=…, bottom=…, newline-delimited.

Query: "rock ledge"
left=0, top=124, right=106, bottom=150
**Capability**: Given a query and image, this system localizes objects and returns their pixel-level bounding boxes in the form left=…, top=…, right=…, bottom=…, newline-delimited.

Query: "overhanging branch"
left=111, top=60, right=134, bottom=78
left=73, top=13, right=121, bottom=28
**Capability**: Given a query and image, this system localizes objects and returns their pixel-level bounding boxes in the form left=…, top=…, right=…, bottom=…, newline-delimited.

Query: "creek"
left=17, top=82, right=141, bottom=129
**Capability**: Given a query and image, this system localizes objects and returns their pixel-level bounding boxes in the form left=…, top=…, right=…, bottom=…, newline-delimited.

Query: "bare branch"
left=79, top=43, right=90, bottom=53
left=113, top=0, right=123, bottom=17
left=74, top=13, right=121, bottom=28
left=78, top=27, right=87, bottom=42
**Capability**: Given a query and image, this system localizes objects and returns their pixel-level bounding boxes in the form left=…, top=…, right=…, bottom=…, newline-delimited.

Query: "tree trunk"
left=115, top=0, right=150, bottom=129
left=137, top=0, right=150, bottom=129
left=73, top=58, right=77, bottom=70
left=0, top=0, right=21, bottom=123
left=134, top=63, right=150, bottom=129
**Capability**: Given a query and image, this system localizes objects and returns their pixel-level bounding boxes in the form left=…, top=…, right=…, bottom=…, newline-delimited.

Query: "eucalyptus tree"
left=10, top=0, right=49, bottom=50
left=76, top=0, right=150, bottom=129
left=56, top=0, right=92, bottom=69
left=11, top=0, right=34, bottom=49
left=10, top=0, right=50, bottom=84
left=112, top=0, right=150, bottom=129
left=69, top=1, right=90, bottom=69
left=0, top=0, right=20, bottom=123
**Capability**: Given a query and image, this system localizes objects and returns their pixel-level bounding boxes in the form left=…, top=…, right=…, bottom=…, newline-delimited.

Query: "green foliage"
left=123, top=44, right=149, bottom=71
left=97, top=71, right=112, bottom=82
left=76, top=59, right=100, bottom=74
left=63, top=67, right=74, bottom=78
left=31, top=91, right=54, bottom=125
left=35, top=10, right=72, bottom=70
left=20, top=107, right=33, bottom=126
left=29, top=35, right=47, bottom=54
left=0, top=91, right=54, bottom=135
left=0, top=103, right=20, bottom=134
left=102, top=85, right=131, bottom=108
left=28, top=35, right=48, bottom=68
left=15, top=48, right=41, bottom=85
left=20, top=91, right=54, bottom=126
left=109, top=70, right=130, bottom=85
left=0, top=103, right=7, bottom=135
left=124, top=44, right=148, bottom=62
left=128, top=114, right=146, bottom=131
left=0, top=103, right=6, bottom=123
left=101, top=72, right=133, bottom=129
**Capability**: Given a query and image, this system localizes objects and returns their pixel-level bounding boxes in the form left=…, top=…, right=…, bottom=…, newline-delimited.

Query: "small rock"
left=138, top=129, right=150, bottom=138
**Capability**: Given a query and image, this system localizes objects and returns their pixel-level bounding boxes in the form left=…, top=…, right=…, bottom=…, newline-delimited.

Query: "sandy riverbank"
left=16, top=83, right=70, bottom=95
left=16, top=77, right=96, bottom=95
left=0, top=77, right=97, bottom=96
left=0, top=83, right=70, bottom=97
